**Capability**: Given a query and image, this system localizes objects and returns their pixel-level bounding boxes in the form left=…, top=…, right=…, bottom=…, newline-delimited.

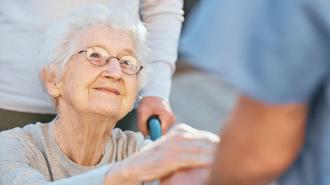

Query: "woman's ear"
left=40, top=67, right=61, bottom=98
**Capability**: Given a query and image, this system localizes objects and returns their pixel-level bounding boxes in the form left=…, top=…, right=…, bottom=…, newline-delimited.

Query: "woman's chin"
left=86, top=107, right=124, bottom=120
left=83, top=101, right=130, bottom=121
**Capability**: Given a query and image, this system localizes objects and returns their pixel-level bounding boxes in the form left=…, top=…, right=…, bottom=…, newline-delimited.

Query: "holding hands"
left=105, top=124, right=219, bottom=185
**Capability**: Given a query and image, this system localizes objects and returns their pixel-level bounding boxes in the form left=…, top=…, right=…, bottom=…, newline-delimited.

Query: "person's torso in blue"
left=180, top=0, right=330, bottom=184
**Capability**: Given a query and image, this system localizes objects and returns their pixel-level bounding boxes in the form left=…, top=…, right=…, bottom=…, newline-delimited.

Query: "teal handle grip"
left=148, top=116, right=162, bottom=141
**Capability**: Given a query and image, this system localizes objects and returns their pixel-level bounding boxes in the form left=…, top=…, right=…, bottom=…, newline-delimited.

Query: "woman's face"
left=55, top=24, right=139, bottom=121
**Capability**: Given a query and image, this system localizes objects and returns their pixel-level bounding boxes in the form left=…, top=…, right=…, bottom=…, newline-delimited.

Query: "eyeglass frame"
left=76, top=46, right=144, bottom=75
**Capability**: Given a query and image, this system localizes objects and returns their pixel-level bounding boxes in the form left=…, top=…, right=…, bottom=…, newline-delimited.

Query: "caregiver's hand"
left=105, top=124, right=219, bottom=185
left=137, top=96, right=175, bottom=136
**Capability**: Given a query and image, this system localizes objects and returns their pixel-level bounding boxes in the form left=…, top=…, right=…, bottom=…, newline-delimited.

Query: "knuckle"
left=173, top=123, right=187, bottom=131
left=166, top=134, right=184, bottom=149
left=137, top=106, right=149, bottom=114
left=201, top=132, right=220, bottom=143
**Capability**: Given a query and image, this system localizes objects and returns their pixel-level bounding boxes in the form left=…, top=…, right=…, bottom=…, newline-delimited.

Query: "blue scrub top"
left=180, top=0, right=330, bottom=184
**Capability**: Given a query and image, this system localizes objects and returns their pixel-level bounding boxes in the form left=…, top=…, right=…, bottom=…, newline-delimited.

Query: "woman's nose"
left=102, top=58, right=123, bottom=79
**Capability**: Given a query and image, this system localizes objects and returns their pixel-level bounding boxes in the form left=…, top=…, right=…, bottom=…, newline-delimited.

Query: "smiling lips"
left=94, top=87, right=121, bottom=95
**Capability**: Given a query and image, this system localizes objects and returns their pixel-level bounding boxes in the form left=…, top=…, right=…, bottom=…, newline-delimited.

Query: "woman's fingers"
left=158, top=123, right=220, bottom=166
left=175, top=152, right=215, bottom=167
left=124, top=123, right=220, bottom=182
left=161, top=167, right=210, bottom=185
left=170, top=124, right=220, bottom=143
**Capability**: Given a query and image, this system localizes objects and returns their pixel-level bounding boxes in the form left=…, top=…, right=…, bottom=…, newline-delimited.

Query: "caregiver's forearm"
left=209, top=96, right=307, bottom=185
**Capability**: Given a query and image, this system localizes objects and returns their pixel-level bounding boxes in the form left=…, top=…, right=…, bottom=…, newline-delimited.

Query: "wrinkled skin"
left=105, top=124, right=219, bottom=185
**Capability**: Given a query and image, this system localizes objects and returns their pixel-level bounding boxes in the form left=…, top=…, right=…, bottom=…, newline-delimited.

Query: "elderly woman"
left=0, top=4, right=219, bottom=185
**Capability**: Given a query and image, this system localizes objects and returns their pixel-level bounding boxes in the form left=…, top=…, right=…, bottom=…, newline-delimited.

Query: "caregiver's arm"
left=161, top=96, right=308, bottom=185
left=209, top=96, right=308, bottom=185
left=137, top=0, right=184, bottom=135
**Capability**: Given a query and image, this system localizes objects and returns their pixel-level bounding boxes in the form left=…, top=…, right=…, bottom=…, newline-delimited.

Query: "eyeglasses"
left=77, top=46, right=143, bottom=75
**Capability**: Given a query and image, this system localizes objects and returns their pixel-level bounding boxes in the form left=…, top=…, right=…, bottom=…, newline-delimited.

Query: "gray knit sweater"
left=0, top=121, right=153, bottom=185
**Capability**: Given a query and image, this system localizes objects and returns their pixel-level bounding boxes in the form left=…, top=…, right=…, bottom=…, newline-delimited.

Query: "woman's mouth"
left=94, top=87, right=121, bottom=95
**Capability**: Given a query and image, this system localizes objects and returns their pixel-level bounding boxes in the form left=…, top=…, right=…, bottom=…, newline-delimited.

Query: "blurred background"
left=171, top=0, right=237, bottom=133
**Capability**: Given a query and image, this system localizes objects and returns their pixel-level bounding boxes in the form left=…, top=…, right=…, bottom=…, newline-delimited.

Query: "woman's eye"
left=90, top=52, right=102, bottom=59
left=122, top=60, right=130, bottom=65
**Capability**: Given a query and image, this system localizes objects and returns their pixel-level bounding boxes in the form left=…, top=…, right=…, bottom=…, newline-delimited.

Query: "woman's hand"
left=161, top=167, right=211, bottom=185
left=105, top=124, right=219, bottom=184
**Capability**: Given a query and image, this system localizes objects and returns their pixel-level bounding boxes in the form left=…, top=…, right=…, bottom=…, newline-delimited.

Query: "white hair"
left=40, top=4, right=150, bottom=90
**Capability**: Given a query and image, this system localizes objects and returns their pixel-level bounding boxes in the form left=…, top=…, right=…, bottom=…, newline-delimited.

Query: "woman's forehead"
left=77, top=24, right=135, bottom=54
